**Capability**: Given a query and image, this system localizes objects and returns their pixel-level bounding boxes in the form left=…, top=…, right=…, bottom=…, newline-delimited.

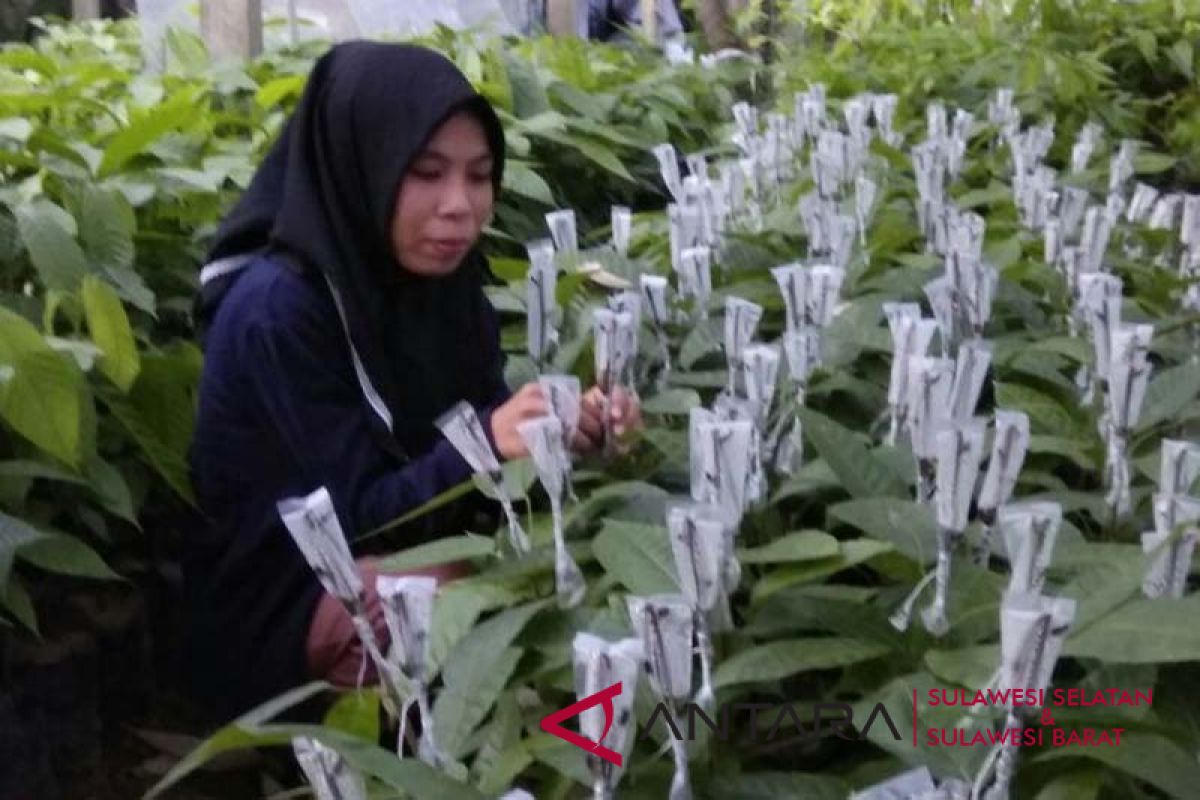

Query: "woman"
left=185, top=42, right=640, bottom=720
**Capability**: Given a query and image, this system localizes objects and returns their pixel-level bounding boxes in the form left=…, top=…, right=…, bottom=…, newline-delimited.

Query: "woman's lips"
left=429, top=238, right=470, bottom=259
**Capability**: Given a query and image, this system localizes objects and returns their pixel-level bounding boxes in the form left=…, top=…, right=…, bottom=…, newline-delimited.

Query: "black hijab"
left=199, top=42, right=506, bottom=456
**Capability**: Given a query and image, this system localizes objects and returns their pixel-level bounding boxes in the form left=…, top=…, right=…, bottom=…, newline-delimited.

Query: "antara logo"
left=540, top=682, right=904, bottom=764
left=539, top=681, right=625, bottom=767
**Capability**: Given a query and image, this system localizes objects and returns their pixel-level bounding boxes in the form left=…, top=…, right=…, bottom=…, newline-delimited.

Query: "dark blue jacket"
left=184, top=254, right=510, bottom=719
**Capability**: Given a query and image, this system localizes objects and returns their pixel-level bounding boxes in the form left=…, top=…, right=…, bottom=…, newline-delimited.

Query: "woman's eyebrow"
left=417, top=148, right=493, bottom=165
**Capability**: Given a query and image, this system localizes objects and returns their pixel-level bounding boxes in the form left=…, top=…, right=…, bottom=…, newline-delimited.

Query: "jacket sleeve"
left=241, top=285, right=502, bottom=537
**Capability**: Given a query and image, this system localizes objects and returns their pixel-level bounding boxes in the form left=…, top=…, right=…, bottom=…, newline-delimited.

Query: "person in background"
left=588, top=0, right=685, bottom=43
left=185, top=42, right=641, bottom=720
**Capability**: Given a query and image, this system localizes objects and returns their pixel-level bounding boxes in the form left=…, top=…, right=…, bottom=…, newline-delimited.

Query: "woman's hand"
left=489, top=383, right=549, bottom=460
left=575, top=385, right=643, bottom=456
left=490, top=382, right=643, bottom=460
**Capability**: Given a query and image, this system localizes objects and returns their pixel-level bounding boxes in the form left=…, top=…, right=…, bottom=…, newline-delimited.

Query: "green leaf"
left=82, top=276, right=140, bottom=392
left=1057, top=547, right=1146, bottom=633
left=1025, top=335, right=1093, bottom=364
left=376, top=534, right=495, bottom=573
left=98, top=86, right=203, bottom=176
left=953, top=182, right=1013, bottom=210
left=472, top=692, right=531, bottom=795
left=2, top=574, right=37, bottom=634
left=751, top=539, right=895, bottom=603
left=1168, top=39, right=1194, bottom=79
left=1137, top=363, right=1200, bottom=431
left=820, top=296, right=886, bottom=367
left=475, top=457, right=537, bottom=502
left=706, top=772, right=849, bottom=800
left=564, top=480, right=669, bottom=534
left=1034, top=771, right=1102, bottom=800
left=46, top=337, right=101, bottom=372
left=0, top=208, right=18, bottom=263
left=984, top=234, right=1023, bottom=271
left=273, top=723, right=483, bottom=796
left=0, top=48, right=57, bottom=77
left=503, top=53, right=551, bottom=118
left=323, top=689, right=381, bottom=744
left=713, top=637, right=890, bottom=689
left=84, top=455, right=138, bottom=526
left=439, top=647, right=522, bottom=760
left=1035, top=490, right=1110, bottom=528
left=643, top=426, right=688, bottom=474
left=924, top=645, right=1000, bottom=690
left=1063, top=595, right=1200, bottom=663
left=100, top=265, right=155, bottom=316
left=488, top=257, right=528, bottom=282
left=807, top=371, right=887, bottom=409
left=0, top=510, right=48, bottom=597
left=771, top=458, right=841, bottom=502
left=427, top=581, right=522, bottom=679
left=158, top=167, right=223, bottom=194
left=592, top=519, right=678, bottom=594
left=127, top=347, right=200, bottom=459
left=77, top=186, right=135, bottom=272
left=679, top=321, right=721, bottom=369
left=828, top=497, right=938, bottom=564
left=0, top=459, right=86, bottom=486
left=797, top=408, right=907, bottom=499
left=1133, top=152, right=1176, bottom=175
left=552, top=83, right=612, bottom=122
left=255, top=74, right=306, bottom=108
left=1027, top=435, right=1098, bottom=470
left=1035, top=731, right=1200, bottom=800
left=1130, top=29, right=1158, bottom=65
left=1036, top=767, right=1099, bottom=800
left=574, top=138, right=634, bottom=182
left=503, top=160, right=554, bottom=205
left=16, top=533, right=119, bottom=581
left=668, top=369, right=726, bottom=389
left=748, top=587, right=903, bottom=647
left=142, top=719, right=296, bottom=800
left=2, top=478, right=41, bottom=516
left=98, top=387, right=192, bottom=503
left=15, top=199, right=89, bottom=292
left=640, top=388, right=701, bottom=416
left=0, top=314, right=93, bottom=468
left=994, top=382, right=1087, bottom=437
left=526, top=733, right=592, bottom=786
left=738, top=530, right=840, bottom=564
left=433, top=599, right=551, bottom=758
left=165, top=28, right=210, bottom=73
left=147, top=681, right=483, bottom=800
left=891, top=252, right=941, bottom=271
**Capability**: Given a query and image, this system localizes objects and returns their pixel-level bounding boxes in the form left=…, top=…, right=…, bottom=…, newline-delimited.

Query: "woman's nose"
left=438, top=174, right=473, bottom=217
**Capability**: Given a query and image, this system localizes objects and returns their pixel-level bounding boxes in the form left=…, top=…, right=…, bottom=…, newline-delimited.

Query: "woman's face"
left=391, top=110, right=495, bottom=277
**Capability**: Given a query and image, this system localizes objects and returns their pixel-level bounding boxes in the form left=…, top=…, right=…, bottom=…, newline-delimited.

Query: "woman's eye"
left=469, top=172, right=492, bottom=184
left=410, top=166, right=441, bottom=180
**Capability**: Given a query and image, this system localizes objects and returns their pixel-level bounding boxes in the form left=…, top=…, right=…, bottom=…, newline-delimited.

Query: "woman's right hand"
left=489, top=382, right=550, bottom=460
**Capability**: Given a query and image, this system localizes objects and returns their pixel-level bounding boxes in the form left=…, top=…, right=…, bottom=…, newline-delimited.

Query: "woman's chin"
left=400, top=256, right=464, bottom=278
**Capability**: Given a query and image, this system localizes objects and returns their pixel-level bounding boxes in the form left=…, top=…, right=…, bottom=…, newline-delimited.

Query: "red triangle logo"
left=539, top=681, right=624, bottom=767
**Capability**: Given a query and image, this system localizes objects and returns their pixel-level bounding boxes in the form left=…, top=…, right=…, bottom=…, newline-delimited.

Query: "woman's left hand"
left=573, top=385, right=643, bottom=455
